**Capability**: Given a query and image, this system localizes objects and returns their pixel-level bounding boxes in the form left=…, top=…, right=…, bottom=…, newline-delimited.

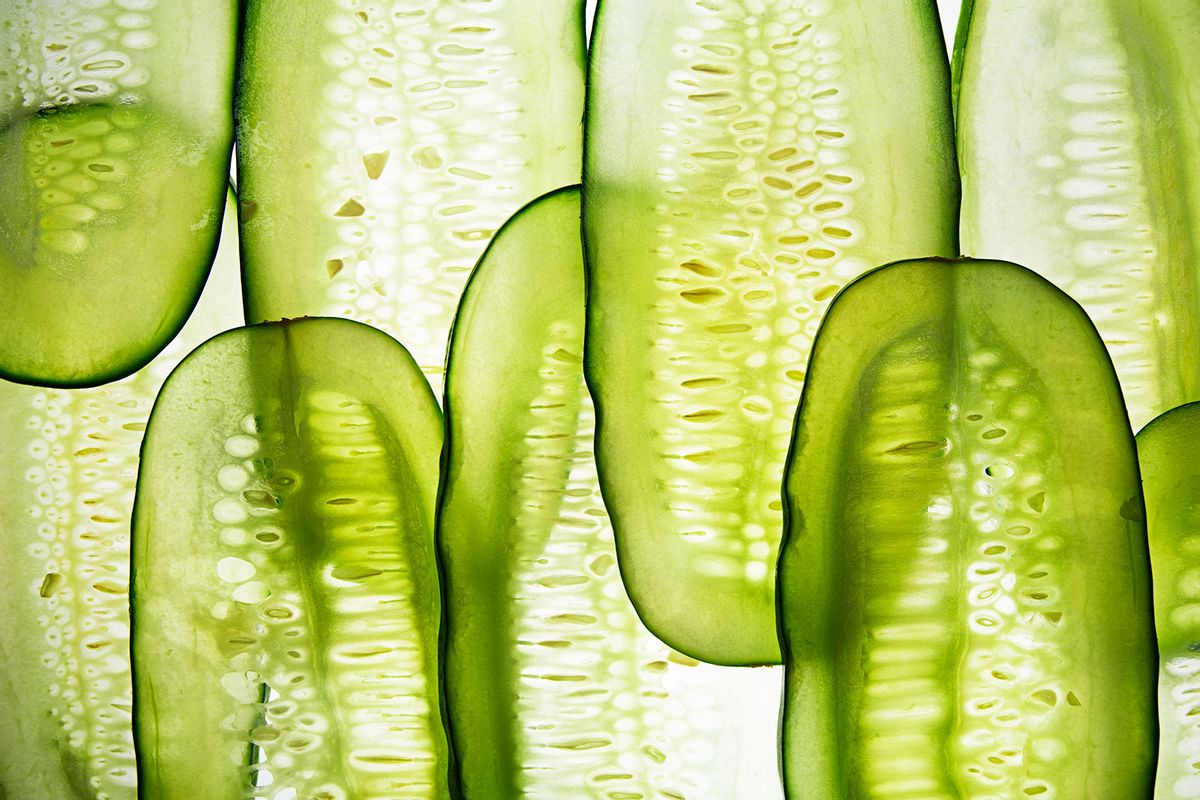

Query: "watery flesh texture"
left=0, top=0, right=233, bottom=385
left=0, top=197, right=242, bottom=800
left=132, top=321, right=448, bottom=800
left=238, top=0, right=584, bottom=395
left=584, top=0, right=957, bottom=664
left=1136, top=404, right=1200, bottom=800
left=780, top=262, right=1156, bottom=799
left=958, top=0, right=1200, bottom=431
left=442, top=214, right=784, bottom=797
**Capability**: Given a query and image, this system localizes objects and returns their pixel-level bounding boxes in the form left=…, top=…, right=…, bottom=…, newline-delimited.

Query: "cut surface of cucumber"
left=131, top=317, right=450, bottom=800
left=439, top=186, right=784, bottom=799
left=1135, top=402, right=1200, bottom=799
left=237, top=0, right=585, bottom=395
left=779, top=258, right=1156, bottom=797
left=0, top=192, right=243, bottom=800
left=583, top=0, right=959, bottom=664
left=956, top=0, right=1200, bottom=430
left=0, top=1, right=236, bottom=387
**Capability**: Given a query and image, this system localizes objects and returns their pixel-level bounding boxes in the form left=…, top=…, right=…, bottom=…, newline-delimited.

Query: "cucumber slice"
left=131, top=318, right=450, bottom=800
left=440, top=186, right=784, bottom=799
left=1135, top=402, right=1200, bottom=797
left=0, top=192, right=243, bottom=800
left=236, top=0, right=585, bottom=394
left=779, top=258, right=1156, bottom=797
left=583, top=0, right=960, bottom=665
left=956, top=0, right=1200, bottom=430
left=0, top=1, right=236, bottom=388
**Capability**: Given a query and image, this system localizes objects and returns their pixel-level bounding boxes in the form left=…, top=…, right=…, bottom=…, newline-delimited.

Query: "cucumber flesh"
left=1135, top=402, right=1200, bottom=798
left=237, top=0, right=585, bottom=395
left=780, top=258, right=1157, bottom=797
left=0, top=192, right=243, bottom=800
left=440, top=187, right=785, bottom=798
left=956, top=0, right=1200, bottom=430
left=583, top=0, right=959, bottom=664
left=131, top=318, right=450, bottom=800
left=0, top=1, right=236, bottom=387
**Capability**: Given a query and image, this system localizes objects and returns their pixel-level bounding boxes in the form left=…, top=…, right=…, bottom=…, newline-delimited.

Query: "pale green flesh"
left=780, top=259, right=1156, bottom=798
left=237, top=0, right=585, bottom=395
left=131, top=319, right=449, bottom=800
left=957, top=0, right=1200, bottom=431
left=0, top=1, right=235, bottom=387
left=583, top=0, right=959, bottom=664
left=1136, top=403, right=1200, bottom=799
left=0, top=195, right=242, bottom=800
left=440, top=188, right=785, bottom=798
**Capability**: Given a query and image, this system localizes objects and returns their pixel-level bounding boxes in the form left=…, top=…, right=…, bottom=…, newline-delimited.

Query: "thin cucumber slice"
left=440, top=186, right=783, bottom=799
left=583, top=0, right=960, bottom=665
left=779, top=258, right=1156, bottom=797
left=237, top=0, right=585, bottom=394
left=0, top=192, right=243, bottom=800
left=1135, top=402, right=1200, bottom=798
left=0, top=1, right=236, bottom=387
left=956, top=0, right=1200, bottom=430
left=131, top=318, right=450, bottom=800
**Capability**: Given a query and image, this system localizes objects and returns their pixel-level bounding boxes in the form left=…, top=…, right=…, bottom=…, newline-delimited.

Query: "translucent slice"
left=0, top=191, right=243, bottom=800
left=583, top=0, right=959, bottom=664
left=780, top=258, right=1156, bottom=798
left=956, top=0, right=1200, bottom=430
left=440, top=187, right=784, bottom=798
left=0, top=0, right=236, bottom=387
left=237, top=0, right=585, bottom=395
left=131, top=317, right=449, bottom=800
left=1135, top=402, right=1200, bottom=798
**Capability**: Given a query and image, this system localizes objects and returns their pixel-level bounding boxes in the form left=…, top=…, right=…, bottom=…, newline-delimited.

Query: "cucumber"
left=131, top=317, right=450, bottom=800
left=583, top=0, right=960, bottom=665
left=439, top=186, right=783, bottom=799
left=0, top=1, right=236, bottom=388
left=236, top=0, right=585, bottom=394
left=956, top=0, right=1200, bottom=430
left=779, top=258, right=1156, bottom=797
left=0, top=191, right=243, bottom=800
left=1135, top=402, right=1200, bottom=798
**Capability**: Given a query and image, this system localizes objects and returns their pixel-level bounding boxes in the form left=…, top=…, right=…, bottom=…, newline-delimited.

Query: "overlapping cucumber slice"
left=131, top=318, right=450, bottom=800
left=440, top=187, right=784, bottom=798
left=1136, top=402, right=1200, bottom=797
left=583, top=0, right=959, bottom=664
left=0, top=192, right=243, bottom=800
left=956, top=0, right=1200, bottom=429
left=779, top=258, right=1156, bottom=797
left=236, top=0, right=586, bottom=393
left=0, top=1, right=236, bottom=387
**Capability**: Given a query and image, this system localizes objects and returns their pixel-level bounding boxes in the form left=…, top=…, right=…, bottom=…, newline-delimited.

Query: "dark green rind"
left=236, top=0, right=585, bottom=393
left=956, top=0, right=1200, bottom=431
left=1136, top=401, right=1200, bottom=795
left=131, top=318, right=450, bottom=800
left=779, top=258, right=1156, bottom=797
left=583, top=0, right=960, bottom=665
left=439, top=187, right=584, bottom=800
left=0, top=3, right=237, bottom=388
